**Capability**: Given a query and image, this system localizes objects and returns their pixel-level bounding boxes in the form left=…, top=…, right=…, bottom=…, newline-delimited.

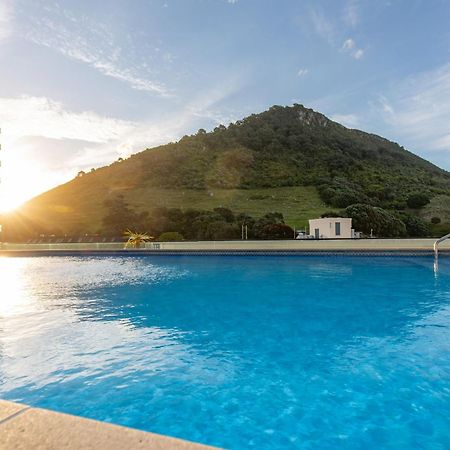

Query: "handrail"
left=434, top=233, right=450, bottom=258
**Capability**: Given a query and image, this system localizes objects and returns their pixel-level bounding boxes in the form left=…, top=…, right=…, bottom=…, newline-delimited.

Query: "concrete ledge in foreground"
left=0, top=400, right=219, bottom=450
left=0, top=238, right=449, bottom=255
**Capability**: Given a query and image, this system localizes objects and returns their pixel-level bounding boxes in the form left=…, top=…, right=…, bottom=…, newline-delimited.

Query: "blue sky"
left=0, top=0, right=449, bottom=209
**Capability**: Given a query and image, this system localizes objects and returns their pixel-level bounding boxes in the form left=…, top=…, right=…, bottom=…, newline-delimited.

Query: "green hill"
left=4, top=104, right=450, bottom=240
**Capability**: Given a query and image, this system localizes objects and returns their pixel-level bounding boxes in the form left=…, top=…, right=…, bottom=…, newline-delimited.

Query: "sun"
left=0, top=153, right=41, bottom=213
left=0, top=197, right=24, bottom=213
left=0, top=180, right=28, bottom=213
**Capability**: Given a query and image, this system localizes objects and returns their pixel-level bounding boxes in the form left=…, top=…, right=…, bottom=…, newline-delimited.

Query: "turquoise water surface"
left=0, top=255, right=449, bottom=449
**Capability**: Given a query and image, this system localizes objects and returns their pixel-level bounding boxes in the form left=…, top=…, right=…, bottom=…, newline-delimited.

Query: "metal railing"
left=434, top=233, right=450, bottom=258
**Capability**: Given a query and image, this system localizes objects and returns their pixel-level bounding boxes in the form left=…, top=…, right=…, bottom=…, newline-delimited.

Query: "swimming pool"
left=0, top=255, right=449, bottom=449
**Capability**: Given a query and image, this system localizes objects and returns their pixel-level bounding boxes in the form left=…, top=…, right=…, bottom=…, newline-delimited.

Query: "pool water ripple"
left=0, top=255, right=449, bottom=449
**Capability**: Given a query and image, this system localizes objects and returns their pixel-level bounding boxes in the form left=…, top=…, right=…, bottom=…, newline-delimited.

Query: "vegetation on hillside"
left=2, top=104, right=449, bottom=241
left=100, top=198, right=432, bottom=240
left=122, top=104, right=450, bottom=209
left=102, top=196, right=294, bottom=241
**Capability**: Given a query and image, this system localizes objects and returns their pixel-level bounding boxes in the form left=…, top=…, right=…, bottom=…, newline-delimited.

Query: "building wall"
left=309, top=218, right=353, bottom=239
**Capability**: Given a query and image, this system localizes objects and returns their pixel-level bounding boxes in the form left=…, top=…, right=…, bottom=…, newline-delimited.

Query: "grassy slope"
left=18, top=183, right=328, bottom=233
left=127, top=186, right=327, bottom=228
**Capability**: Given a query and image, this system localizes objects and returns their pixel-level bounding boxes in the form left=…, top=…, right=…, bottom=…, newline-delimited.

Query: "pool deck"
left=0, top=400, right=218, bottom=450
left=0, top=238, right=449, bottom=256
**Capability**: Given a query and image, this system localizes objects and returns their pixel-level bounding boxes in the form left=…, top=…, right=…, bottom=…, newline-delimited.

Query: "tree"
left=407, top=193, right=430, bottom=209
left=261, top=223, right=294, bottom=239
left=252, top=212, right=286, bottom=239
left=158, top=232, right=184, bottom=241
left=213, top=207, right=235, bottom=223
left=400, top=214, right=430, bottom=237
left=345, top=204, right=406, bottom=237
left=206, top=221, right=239, bottom=240
left=321, top=211, right=342, bottom=218
left=102, top=195, right=147, bottom=235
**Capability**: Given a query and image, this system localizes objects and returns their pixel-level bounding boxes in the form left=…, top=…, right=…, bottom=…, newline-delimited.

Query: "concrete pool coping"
left=0, top=400, right=218, bottom=450
left=1, top=239, right=449, bottom=256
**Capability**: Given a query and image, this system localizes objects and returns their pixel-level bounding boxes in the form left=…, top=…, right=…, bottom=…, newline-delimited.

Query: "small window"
left=335, top=222, right=341, bottom=236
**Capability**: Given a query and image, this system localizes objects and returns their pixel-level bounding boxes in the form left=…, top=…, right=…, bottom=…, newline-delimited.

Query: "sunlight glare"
left=0, top=137, right=54, bottom=212
left=0, top=258, right=34, bottom=317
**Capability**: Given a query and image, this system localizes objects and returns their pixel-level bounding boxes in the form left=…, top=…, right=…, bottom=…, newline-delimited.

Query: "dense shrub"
left=252, top=212, right=285, bottom=239
left=318, top=178, right=370, bottom=208
left=431, top=216, right=441, bottom=224
left=102, top=195, right=149, bottom=235
left=158, top=232, right=184, bottom=241
left=345, top=204, right=406, bottom=237
left=407, top=193, right=430, bottom=209
left=261, top=223, right=294, bottom=239
left=321, top=211, right=342, bottom=218
left=213, top=207, right=235, bottom=223
left=118, top=207, right=292, bottom=241
left=205, top=221, right=239, bottom=240
left=430, top=222, right=450, bottom=237
left=400, top=214, right=430, bottom=237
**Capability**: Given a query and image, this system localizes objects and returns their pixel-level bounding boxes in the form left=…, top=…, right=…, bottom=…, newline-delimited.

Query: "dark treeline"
left=101, top=195, right=294, bottom=241
left=100, top=195, right=432, bottom=241
left=0, top=194, right=436, bottom=242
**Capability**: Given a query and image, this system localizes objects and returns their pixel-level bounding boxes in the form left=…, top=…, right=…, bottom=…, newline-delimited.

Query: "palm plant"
left=123, top=229, right=153, bottom=248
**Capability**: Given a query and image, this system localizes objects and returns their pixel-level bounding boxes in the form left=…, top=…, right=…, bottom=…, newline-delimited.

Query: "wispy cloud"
left=297, top=68, right=309, bottom=77
left=0, top=95, right=136, bottom=206
left=0, top=96, right=135, bottom=144
left=377, top=63, right=450, bottom=165
left=344, top=0, right=359, bottom=26
left=308, top=5, right=365, bottom=60
left=0, top=81, right=242, bottom=205
left=342, top=38, right=364, bottom=59
left=330, top=113, right=360, bottom=128
left=309, top=7, right=335, bottom=44
left=0, top=0, right=13, bottom=41
left=21, top=3, right=171, bottom=96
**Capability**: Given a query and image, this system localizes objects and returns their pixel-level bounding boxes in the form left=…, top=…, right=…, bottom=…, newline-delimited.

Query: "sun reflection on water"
left=0, top=257, right=37, bottom=317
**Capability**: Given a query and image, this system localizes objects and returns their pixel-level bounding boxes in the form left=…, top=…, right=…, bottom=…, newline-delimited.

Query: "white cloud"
left=330, top=113, right=360, bottom=128
left=342, top=38, right=364, bottom=59
left=0, top=80, right=242, bottom=208
left=309, top=8, right=364, bottom=60
left=377, top=63, right=450, bottom=166
left=0, top=96, right=135, bottom=144
left=344, top=0, right=359, bottom=26
left=0, top=96, right=137, bottom=207
left=353, top=48, right=364, bottom=59
left=309, top=7, right=335, bottom=44
left=297, top=68, right=309, bottom=77
left=342, top=38, right=355, bottom=50
left=0, top=0, right=13, bottom=41
left=21, top=4, right=170, bottom=96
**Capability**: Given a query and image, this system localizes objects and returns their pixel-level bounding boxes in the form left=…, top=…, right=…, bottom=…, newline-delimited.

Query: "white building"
left=308, top=217, right=357, bottom=239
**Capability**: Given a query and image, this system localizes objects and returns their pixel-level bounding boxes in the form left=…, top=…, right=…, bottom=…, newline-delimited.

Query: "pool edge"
left=0, top=400, right=219, bottom=450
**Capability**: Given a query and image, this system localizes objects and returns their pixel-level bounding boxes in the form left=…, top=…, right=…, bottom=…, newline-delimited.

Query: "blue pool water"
left=0, top=255, right=449, bottom=449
